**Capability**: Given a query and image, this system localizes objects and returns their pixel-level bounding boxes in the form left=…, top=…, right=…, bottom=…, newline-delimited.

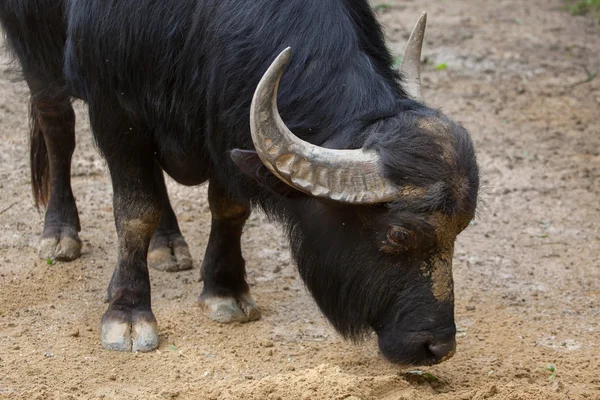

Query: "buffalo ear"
left=230, top=149, right=304, bottom=198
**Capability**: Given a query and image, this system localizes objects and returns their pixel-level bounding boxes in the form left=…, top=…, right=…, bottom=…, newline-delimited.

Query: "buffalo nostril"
left=427, top=338, right=457, bottom=361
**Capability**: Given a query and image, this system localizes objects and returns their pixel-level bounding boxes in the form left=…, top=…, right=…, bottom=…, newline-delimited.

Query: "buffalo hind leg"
left=31, top=97, right=82, bottom=261
left=148, top=164, right=193, bottom=272
left=199, top=180, right=260, bottom=323
left=3, top=2, right=81, bottom=261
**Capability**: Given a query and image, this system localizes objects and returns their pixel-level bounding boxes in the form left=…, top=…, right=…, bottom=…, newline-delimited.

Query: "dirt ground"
left=0, top=0, right=599, bottom=399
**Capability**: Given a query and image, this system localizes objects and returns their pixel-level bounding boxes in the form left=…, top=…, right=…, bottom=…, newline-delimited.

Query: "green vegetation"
left=406, top=370, right=439, bottom=383
left=546, top=364, right=557, bottom=382
left=374, top=3, right=392, bottom=13
left=565, top=0, right=600, bottom=20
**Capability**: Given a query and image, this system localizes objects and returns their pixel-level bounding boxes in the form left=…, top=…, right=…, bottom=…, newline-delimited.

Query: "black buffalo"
left=0, top=0, right=479, bottom=365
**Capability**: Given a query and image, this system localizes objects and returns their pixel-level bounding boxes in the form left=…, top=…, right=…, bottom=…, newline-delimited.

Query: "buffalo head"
left=232, top=14, right=479, bottom=365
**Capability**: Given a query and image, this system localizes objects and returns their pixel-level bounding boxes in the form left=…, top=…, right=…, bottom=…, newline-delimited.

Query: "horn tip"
left=280, top=47, right=293, bottom=62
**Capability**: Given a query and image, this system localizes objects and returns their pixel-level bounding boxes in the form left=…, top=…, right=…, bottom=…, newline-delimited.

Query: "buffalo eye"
left=386, top=226, right=412, bottom=248
left=380, top=226, right=416, bottom=254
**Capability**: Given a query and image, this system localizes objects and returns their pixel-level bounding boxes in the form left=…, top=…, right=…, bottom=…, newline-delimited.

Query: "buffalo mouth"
left=376, top=326, right=457, bottom=366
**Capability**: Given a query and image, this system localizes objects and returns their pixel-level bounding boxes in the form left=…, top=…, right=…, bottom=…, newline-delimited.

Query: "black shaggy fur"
left=1, top=0, right=479, bottom=365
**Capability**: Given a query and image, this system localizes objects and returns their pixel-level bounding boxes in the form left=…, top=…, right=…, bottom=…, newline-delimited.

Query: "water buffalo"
left=0, top=0, right=479, bottom=365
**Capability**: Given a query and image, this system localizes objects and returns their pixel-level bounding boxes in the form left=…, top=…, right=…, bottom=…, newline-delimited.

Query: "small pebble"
left=67, top=328, right=80, bottom=338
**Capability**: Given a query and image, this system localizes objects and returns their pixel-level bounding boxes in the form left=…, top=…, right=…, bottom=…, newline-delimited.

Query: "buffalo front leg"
left=101, top=155, right=161, bottom=352
left=31, top=98, right=82, bottom=261
left=148, top=163, right=193, bottom=272
left=199, top=181, right=260, bottom=323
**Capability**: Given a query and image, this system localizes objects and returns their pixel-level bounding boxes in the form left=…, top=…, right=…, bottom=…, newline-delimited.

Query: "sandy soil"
left=1, top=0, right=599, bottom=399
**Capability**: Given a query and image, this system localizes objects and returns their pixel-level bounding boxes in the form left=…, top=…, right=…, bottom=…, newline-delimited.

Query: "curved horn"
left=399, top=12, right=427, bottom=100
left=249, top=48, right=400, bottom=204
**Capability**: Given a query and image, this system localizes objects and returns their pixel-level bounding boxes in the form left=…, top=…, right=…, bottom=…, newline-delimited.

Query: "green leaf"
left=169, top=344, right=178, bottom=351
left=546, top=364, right=557, bottom=382
left=435, top=63, right=448, bottom=71
left=406, top=370, right=439, bottom=383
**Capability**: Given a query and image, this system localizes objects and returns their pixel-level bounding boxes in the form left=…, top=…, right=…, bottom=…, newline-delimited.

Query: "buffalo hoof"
left=148, top=232, right=193, bottom=272
left=39, top=226, right=82, bottom=261
left=101, top=309, right=159, bottom=352
left=199, top=293, right=261, bottom=323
